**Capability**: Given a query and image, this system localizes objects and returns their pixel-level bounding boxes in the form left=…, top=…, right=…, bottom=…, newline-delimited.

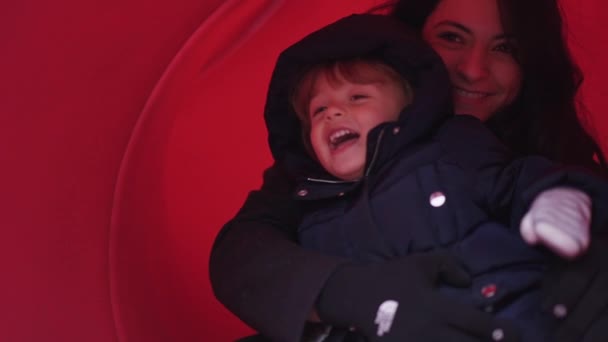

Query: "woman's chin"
left=455, top=110, right=492, bottom=122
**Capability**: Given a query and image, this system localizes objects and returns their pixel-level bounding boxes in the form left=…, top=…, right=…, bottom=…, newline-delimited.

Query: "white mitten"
left=520, top=187, right=591, bottom=259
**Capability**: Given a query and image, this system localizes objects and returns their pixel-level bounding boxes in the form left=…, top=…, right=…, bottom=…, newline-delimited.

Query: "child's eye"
left=351, top=94, right=368, bottom=101
left=311, top=106, right=326, bottom=117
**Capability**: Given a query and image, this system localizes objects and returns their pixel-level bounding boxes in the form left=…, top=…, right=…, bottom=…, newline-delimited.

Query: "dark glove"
left=316, top=252, right=521, bottom=342
left=542, top=238, right=608, bottom=342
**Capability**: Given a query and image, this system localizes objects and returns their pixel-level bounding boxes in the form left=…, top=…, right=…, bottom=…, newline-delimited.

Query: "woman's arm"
left=210, top=162, right=522, bottom=342
left=437, top=116, right=608, bottom=341
left=209, top=162, right=346, bottom=342
left=436, top=116, right=608, bottom=231
left=544, top=237, right=608, bottom=342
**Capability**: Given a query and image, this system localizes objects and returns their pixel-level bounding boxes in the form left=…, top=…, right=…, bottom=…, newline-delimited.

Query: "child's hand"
left=520, top=187, right=591, bottom=259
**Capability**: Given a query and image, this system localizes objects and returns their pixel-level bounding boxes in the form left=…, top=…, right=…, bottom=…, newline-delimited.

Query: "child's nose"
left=326, top=105, right=344, bottom=120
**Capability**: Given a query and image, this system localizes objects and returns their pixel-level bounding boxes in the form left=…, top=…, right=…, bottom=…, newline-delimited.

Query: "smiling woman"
left=422, top=0, right=523, bottom=121
left=390, top=0, right=604, bottom=167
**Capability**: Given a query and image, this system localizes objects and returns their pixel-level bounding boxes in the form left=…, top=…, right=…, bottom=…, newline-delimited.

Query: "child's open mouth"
left=329, top=129, right=360, bottom=150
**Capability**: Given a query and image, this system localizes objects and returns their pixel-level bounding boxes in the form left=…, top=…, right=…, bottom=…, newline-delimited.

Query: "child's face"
left=308, top=69, right=408, bottom=180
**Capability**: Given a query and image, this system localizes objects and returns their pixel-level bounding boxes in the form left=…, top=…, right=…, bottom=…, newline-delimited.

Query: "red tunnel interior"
left=2, top=0, right=608, bottom=341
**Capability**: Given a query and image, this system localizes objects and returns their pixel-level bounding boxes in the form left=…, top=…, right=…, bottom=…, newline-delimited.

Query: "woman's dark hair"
left=370, top=0, right=606, bottom=170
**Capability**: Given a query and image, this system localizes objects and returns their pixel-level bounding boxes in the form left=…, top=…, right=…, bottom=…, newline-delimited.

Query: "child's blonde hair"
left=290, top=59, right=412, bottom=156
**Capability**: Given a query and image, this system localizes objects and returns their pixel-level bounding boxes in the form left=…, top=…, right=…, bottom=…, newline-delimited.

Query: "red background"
left=1, top=0, right=606, bottom=341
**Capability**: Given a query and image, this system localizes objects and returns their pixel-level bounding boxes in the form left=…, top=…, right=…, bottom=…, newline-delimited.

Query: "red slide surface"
left=1, top=0, right=606, bottom=341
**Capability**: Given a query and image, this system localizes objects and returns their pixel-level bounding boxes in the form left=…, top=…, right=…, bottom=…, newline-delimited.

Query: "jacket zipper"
left=365, top=128, right=385, bottom=177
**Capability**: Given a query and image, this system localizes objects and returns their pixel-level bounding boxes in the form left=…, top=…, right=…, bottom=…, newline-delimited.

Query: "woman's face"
left=422, top=0, right=523, bottom=121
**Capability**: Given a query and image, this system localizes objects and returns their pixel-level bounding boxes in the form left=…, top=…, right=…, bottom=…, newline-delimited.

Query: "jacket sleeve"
left=438, top=116, right=608, bottom=234
left=209, top=162, right=347, bottom=342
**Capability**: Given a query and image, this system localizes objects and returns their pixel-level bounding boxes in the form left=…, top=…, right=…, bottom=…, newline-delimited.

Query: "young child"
left=263, top=14, right=608, bottom=342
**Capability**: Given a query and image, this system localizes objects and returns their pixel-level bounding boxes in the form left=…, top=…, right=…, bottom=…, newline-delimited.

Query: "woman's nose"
left=456, top=47, right=489, bottom=82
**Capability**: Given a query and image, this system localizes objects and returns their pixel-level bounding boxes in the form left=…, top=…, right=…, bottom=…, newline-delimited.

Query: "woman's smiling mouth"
left=454, top=87, right=492, bottom=99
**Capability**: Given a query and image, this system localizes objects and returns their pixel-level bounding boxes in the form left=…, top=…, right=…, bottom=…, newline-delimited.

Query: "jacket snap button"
left=491, top=328, right=504, bottom=341
left=553, top=304, right=568, bottom=318
left=429, top=192, right=446, bottom=207
left=392, top=126, right=400, bottom=135
left=481, top=284, right=497, bottom=298
left=297, top=189, right=308, bottom=197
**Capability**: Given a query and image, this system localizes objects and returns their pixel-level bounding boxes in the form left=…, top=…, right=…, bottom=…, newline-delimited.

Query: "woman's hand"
left=316, top=252, right=521, bottom=342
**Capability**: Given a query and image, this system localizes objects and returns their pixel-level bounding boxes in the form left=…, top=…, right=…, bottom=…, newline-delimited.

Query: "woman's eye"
left=437, top=31, right=463, bottom=44
left=494, top=42, right=518, bottom=55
